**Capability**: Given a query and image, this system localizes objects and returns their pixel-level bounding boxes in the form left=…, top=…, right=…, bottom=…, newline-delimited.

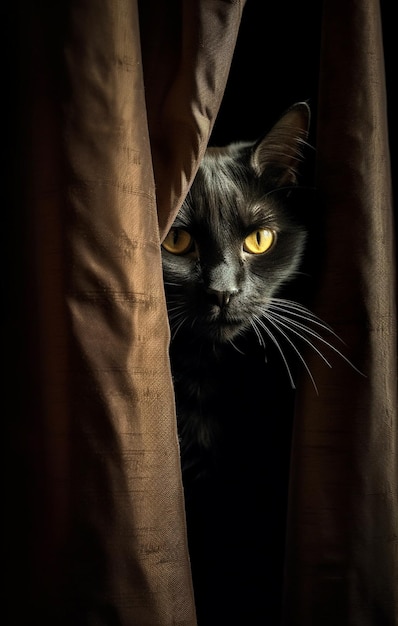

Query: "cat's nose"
left=206, top=288, right=236, bottom=308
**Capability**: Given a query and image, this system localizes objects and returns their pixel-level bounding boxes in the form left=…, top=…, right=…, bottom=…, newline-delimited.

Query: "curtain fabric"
left=284, top=2, right=397, bottom=625
left=8, top=1, right=243, bottom=624
left=6, top=1, right=396, bottom=625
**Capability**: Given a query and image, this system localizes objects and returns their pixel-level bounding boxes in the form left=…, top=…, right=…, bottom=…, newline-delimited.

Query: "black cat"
left=162, top=102, right=321, bottom=624
left=162, top=102, right=313, bottom=456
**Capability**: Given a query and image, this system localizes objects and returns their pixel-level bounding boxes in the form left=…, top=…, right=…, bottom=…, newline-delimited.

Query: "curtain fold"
left=8, top=1, right=243, bottom=624
left=139, top=0, right=244, bottom=239
left=284, top=1, right=397, bottom=624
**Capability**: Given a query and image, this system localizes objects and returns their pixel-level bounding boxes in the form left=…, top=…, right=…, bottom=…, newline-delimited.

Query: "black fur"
left=161, top=102, right=313, bottom=625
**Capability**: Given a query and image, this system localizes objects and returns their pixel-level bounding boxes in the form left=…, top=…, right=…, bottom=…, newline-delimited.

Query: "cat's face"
left=161, top=103, right=310, bottom=345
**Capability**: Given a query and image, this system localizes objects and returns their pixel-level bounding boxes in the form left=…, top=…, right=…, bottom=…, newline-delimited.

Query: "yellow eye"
left=243, top=229, right=275, bottom=254
left=162, top=228, right=194, bottom=255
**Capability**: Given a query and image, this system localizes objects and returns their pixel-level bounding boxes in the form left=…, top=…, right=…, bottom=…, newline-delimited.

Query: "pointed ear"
left=251, top=102, right=310, bottom=186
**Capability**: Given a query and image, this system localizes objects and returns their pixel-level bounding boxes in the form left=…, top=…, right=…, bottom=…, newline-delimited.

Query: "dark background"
left=209, top=0, right=323, bottom=239
left=210, top=1, right=323, bottom=147
left=210, top=0, right=396, bottom=223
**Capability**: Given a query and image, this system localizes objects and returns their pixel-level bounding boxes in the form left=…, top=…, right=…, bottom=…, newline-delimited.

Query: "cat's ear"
left=251, top=102, right=310, bottom=186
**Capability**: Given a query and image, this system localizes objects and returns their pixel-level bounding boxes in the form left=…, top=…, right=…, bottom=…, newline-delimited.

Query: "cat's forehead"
left=201, top=147, right=245, bottom=178
left=176, top=194, right=280, bottom=245
left=197, top=147, right=255, bottom=205
left=177, top=148, right=281, bottom=231
left=185, top=171, right=249, bottom=232
left=200, top=156, right=245, bottom=205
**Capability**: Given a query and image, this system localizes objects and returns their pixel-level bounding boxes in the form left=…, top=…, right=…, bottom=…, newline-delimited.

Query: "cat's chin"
left=206, top=320, right=247, bottom=344
left=202, top=306, right=248, bottom=342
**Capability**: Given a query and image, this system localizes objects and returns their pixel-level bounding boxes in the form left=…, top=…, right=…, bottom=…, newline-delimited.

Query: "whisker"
left=271, top=297, right=330, bottom=318
left=250, top=318, right=266, bottom=348
left=166, top=305, right=190, bottom=340
left=259, top=314, right=319, bottom=393
left=252, top=315, right=296, bottom=389
left=268, top=309, right=336, bottom=346
left=171, top=315, right=189, bottom=340
left=270, top=305, right=336, bottom=337
left=274, top=316, right=335, bottom=351
left=228, top=338, right=245, bottom=355
left=167, top=304, right=186, bottom=318
left=166, top=301, right=186, bottom=312
left=168, top=316, right=186, bottom=330
left=270, top=298, right=341, bottom=339
left=267, top=309, right=363, bottom=376
left=266, top=311, right=333, bottom=369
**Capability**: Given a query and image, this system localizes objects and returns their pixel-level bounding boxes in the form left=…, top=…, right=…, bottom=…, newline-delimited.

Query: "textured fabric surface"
left=7, top=1, right=243, bottom=624
left=139, top=0, right=244, bottom=239
left=283, top=1, right=397, bottom=624
left=6, top=0, right=397, bottom=624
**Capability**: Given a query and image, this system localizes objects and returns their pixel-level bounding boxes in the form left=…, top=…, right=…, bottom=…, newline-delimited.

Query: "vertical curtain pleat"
left=284, top=1, right=397, bottom=624
left=15, top=1, right=195, bottom=623
left=139, top=0, right=244, bottom=239
left=8, top=1, right=243, bottom=624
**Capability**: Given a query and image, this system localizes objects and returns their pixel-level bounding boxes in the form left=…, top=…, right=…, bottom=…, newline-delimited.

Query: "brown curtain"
left=283, top=1, right=397, bottom=624
left=7, top=1, right=244, bottom=624
left=6, top=1, right=396, bottom=625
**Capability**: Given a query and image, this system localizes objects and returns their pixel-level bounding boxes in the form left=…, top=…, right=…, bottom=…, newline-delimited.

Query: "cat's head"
left=161, top=102, right=311, bottom=345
